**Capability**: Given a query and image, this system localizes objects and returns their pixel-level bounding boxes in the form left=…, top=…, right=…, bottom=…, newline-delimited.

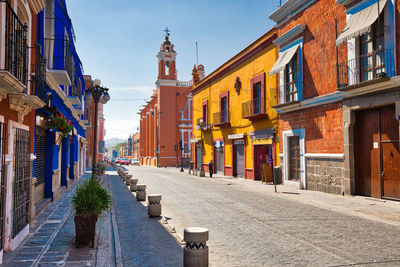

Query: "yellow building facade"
left=191, top=29, right=279, bottom=180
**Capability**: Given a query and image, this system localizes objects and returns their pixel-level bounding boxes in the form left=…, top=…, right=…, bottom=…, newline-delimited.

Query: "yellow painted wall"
left=192, top=30, right=280, bottom=176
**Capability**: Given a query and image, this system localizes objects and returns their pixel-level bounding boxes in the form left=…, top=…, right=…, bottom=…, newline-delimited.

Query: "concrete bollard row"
left=184, top=227, right=209, bottom=267
left=148, top=194, right=162, bottom=217
left=136, top=184, right=146, bottom=201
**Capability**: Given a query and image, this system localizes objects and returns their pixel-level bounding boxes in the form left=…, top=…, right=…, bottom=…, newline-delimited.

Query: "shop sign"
left=191, top=139, right=199, bottom=143
left=228, top=133, right=244, bottom=140
left=248, top=128, right=274, bottom=140
left=252, top=139, right=272, bottom=145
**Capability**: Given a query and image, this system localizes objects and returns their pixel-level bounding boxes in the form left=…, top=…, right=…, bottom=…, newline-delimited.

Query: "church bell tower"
left=157, top=29, right=177, bottom=81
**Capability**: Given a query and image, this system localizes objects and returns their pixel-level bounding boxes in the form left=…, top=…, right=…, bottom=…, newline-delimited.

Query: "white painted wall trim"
left=282, top=129, right=306, bottom=189
left=10, top=224, right=29, bottom=250
left=5, top=120, right=31, bottom=250
left=304, top=153, right=345, bottom=159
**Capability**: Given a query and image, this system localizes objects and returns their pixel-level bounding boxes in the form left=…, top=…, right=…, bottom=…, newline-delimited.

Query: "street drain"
left=226, top=183, right=232, bottom=185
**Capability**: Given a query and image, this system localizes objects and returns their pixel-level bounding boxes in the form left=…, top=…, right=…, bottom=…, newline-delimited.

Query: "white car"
left=132, top=158, right=139, bottom=165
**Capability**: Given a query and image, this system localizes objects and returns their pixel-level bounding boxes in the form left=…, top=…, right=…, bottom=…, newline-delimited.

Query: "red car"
left=115, top=158, right=121, bottom=164
left=120, top=158, right=129, bottom=165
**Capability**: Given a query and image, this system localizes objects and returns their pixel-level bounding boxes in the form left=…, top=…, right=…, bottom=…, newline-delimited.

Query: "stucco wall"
left=192, top=30, right=280, bottom=178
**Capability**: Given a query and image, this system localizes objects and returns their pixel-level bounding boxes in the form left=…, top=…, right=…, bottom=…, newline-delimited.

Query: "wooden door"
left=355, top=105, right=400, bottom=199
left=288, top=136, right=300, bottom=181
left=355, top=109, right=380, bottom=197
left=380, top=106, right=400, bottom=199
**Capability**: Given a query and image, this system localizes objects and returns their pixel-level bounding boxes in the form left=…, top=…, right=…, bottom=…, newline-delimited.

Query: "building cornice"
left=273, top=24, right=306, bottom=47
left=191, top=30, right=277, bottom=94
left=269, top=0, right=318, bottom=26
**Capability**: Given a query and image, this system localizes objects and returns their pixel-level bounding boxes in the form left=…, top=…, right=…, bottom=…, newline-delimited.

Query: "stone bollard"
left=136, top=184, right=146, bottom=201
left=148, top=194, right=162, bottom=217
left=125, top=174, right=132, bottom=185
left=130, top=178, right=138, bottom=192
left=183, top=227, right=209, bottom=267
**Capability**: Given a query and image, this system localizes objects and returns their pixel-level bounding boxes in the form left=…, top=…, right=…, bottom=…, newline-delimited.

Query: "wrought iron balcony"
left=0, top=0, right=28, bottom=91
left=213, top=111, right=230, bottom=127
left=32, top=44, right=47, bottom=102
left=337, top=49, right=394, bottom=89
left=242, top=97, right=268, bottom=120
left=43, top=38, right=73, bottom=85
left=270, top=80, right=299, bottom=107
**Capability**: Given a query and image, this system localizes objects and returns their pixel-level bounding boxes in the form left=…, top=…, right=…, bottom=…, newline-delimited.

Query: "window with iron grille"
left=359, top=15, right=385, bottom=82
left=34, top=127, right=46, bottom=185
left=1, top=0, right=28, bottom=87
left=13, top=128, right=30, bottom=238
left=0, top=123, right=7, bottom=249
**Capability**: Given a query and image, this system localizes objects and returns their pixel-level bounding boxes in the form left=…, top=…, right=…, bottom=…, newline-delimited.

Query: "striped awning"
left=336, top=0, right=387, bottom=45
left=269, top=44, right=300, bottom=75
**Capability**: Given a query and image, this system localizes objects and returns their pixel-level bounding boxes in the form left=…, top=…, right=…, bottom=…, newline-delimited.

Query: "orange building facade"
left=139, top=34, right=193, bottom=167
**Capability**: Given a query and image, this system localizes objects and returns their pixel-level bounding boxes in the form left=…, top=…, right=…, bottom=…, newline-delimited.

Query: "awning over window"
left=269, top=44, right=300, bottom=75
left=335, top=0, right=387, bottom=45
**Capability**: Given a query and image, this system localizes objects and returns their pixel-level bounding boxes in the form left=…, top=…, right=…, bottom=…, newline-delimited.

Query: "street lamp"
left=195, top=118, right=212, bottom=177
left=87, top=79, right=110, bottom=176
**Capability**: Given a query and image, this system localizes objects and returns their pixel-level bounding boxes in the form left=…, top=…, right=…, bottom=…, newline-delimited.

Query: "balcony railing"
left=270, top=80, right=299, bottom=105
left=213, top=111, right=229, bottom=126
left=43, top=38, right=73, bottom=80
left=1, top=0, right=28, bottom=87
left=242, top=97, right=265, bottom=118
left=337, top=49, right=394, bottom=89
left=32, top=44, right=47, bottom=101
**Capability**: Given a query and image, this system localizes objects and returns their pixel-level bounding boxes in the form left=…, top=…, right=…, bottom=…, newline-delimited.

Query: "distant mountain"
left=105, top=138, right=125, bottom=149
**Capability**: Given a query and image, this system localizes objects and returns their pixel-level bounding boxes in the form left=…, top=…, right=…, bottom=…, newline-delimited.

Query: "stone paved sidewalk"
left=106, top=170, right=182, bottom=267
left=2, top=173, right=108, bottom=267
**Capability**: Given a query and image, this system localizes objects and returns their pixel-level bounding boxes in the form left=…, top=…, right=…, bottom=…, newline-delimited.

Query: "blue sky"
left=67, top=0, right=278, bottom=140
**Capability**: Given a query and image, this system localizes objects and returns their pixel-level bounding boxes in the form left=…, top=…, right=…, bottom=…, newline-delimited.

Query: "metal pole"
left=92, top=99, right=99, bottom=176
left=180, top=145, right=184, bottom=172
left=200, top=129, right=205, bottom=177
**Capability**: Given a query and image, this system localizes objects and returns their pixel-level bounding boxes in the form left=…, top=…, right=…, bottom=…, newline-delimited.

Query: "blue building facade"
left=33, top=0, right=87, bottom=207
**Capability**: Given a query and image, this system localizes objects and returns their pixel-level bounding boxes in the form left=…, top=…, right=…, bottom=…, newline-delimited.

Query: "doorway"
left=254, top=145, right=273, bottom=181
left=233, top=140, right=245, bottom=178
left=196, top=143, right=202, bottom=171
left=355, top=105, right=400, bottom=199
left=214, top=141, right=224, bottom=175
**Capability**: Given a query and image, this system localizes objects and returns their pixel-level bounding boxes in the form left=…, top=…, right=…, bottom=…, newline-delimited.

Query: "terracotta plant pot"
left=74, top=214, right=98, bottom=248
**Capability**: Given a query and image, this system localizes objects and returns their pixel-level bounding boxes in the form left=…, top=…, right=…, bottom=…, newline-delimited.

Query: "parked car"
left=120, top=158, right=130, bottom=165
left=115, top=158, right=121, bottom=164
left=132, top=158, right=139, bottom=165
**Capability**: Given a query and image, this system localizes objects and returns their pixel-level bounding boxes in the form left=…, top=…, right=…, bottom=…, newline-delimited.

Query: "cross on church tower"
left=157, top=27, right=176, bottom=80
left=164, top=27, right=170, bottom=36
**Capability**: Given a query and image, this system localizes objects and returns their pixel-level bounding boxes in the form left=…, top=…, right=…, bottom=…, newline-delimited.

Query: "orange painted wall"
left=276, top=0, right=345, bottom=153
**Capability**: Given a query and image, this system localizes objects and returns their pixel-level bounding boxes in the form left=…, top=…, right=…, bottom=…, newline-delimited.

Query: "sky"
left=66, top=0, right=278, bottom=140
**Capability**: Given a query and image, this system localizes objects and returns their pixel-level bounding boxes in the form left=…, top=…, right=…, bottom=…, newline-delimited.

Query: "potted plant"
left=72, top=175, right=112, bottom=247
left=48, top=113, right=74, bottom=138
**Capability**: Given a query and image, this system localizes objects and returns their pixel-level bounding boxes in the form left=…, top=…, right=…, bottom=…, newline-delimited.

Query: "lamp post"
left=195, top=119, right=212, bottom=177
left=87, top=79, right=110, bottom=176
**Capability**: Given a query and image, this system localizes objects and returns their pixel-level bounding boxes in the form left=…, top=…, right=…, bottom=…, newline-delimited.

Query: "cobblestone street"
left=126, top=165, right=400, bottom=267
